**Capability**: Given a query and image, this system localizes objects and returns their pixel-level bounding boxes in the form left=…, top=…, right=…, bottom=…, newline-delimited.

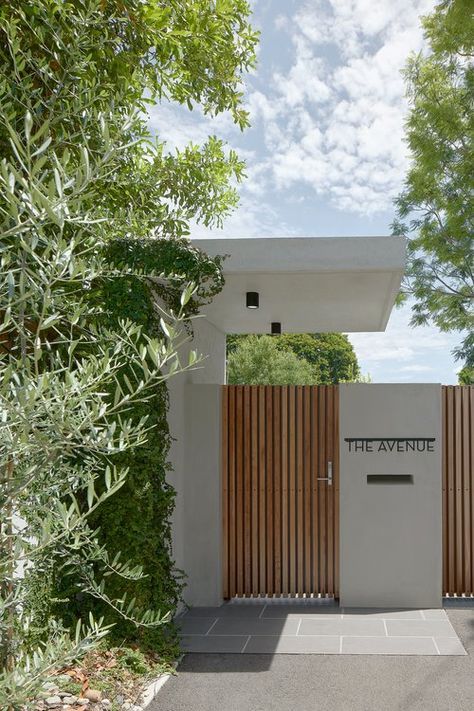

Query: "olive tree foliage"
left=393, top=0, right=474, bottom=367
left=0, top=105, right=200, bottom=708
left=0, top=0, right=258, bottom=706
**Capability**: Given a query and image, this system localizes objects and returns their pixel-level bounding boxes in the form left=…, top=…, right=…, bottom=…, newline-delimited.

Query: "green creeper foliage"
left=47, top=240, right=224, bottom=653
left=393, top=0, right=474, bottom=366
left=227, top=333, right=361, bottom=384
left=103, top=238, right=224, bottom=316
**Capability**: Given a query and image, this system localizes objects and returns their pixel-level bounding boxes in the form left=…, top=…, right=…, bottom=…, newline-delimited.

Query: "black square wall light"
left=246, top=291, right=259, bottom=309
left=271, top=322, right=281, bottom=335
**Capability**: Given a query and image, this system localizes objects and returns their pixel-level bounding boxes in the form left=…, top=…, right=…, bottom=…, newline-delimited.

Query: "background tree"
left=276, top=333, right=360, bottom=383
left=227, top=333, right=361, bottom=384
left=458, top=366, right=474, bottom=384
left=393, top=0, right=474, bottom=370
left=227, top=336, right=315, bottom=385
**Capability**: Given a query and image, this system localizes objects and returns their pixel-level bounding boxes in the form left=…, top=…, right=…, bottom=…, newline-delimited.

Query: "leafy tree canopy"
left=1, top=0, right=259, bottom=242
left=276, top=333, right=360, bottom=384
left=227, top=333, right=361, bottom=385
left=227, top=336, right=315, bottom=385
left=393, top=0, right=474, bottom=367
left=458, top=366, right=474, bottom=384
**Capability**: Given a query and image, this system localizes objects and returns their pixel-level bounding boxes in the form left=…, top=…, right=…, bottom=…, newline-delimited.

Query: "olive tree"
left=0, top=0, right=258, bottom=705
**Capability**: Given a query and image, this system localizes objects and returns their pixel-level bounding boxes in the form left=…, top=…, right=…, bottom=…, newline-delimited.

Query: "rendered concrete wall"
left=167, top=374, right=186, bottom=579
left=193, top=236, right=405, bottom=334
left=166, top=317, right=226, bottom=605
left=339, top=383, right=442, bottom=609
left=182, top=383, right=222, bottom=606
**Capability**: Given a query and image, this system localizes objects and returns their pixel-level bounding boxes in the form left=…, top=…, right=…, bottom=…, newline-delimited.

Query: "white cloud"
left=295, top=0, right=431, bottom=58
left=348, top=303, right=460, bottom=384
left=147, top=103, right=239, bottom=152
left=145, top=1, right=439, bottom=230
left=189, top=192, right=294, bottom=239
left=250, top=0, right=435, bottom=216
left=399, top=364, right=436, bottom=373
left=350, top=310, right=450, bottom=364
left=273, top=38, right=333, bottom=106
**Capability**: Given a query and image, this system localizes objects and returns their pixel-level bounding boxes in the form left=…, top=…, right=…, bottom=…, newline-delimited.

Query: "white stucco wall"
left=193, top=236, right=405, bottom=333
left=182, top=383, right=222, bottom=605
left=166, top=317, right=226, bottom=605
left=339, top=383, right=442, bottom=608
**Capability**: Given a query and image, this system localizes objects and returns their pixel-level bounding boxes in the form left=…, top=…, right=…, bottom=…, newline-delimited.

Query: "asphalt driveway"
left=150, top=603, right=474, bottom=711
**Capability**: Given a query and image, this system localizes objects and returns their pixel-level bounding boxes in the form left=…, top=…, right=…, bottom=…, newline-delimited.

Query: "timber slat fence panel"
left=443, top=385, right=474, bottom=596
left=222, top=385, right=339, bottom=598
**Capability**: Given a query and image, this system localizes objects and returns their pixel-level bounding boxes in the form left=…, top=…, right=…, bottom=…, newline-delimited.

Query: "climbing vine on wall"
left=41, top=238, right=224, bottom=653
left=104, top=238, right=225, bottom=316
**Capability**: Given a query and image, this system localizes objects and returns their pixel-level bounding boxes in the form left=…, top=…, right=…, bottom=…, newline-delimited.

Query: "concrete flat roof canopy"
left=193, top=236, right=405, bottom=334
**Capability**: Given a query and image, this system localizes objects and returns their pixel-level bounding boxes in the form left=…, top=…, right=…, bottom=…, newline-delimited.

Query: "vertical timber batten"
left=222, top=385, right=339, bottom=599
left=442, top=385, right=474, bottom=596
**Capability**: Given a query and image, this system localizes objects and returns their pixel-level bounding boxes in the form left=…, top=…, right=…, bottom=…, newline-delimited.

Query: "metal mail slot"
left=367, top=474, right=414, bottom=484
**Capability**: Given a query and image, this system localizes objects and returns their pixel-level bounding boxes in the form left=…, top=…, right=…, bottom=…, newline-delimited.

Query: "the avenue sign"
left=344, top=437, right=436, bottom=453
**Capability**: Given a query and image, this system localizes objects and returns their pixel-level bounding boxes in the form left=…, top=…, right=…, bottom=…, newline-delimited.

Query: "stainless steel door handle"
left=317, top=461, right=333, bottom=486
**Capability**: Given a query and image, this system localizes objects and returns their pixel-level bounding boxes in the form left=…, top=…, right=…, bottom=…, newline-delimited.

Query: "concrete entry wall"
left=171, top=368, right=444, bottom=607
left=182, top=383, right=222, bottom=606
left=339, top=383, right=442, bottom=609
left=167, top=318, right=226, bottom=607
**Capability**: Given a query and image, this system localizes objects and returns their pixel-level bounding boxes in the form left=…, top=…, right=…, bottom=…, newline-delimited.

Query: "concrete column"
left=182, top=383, right=223, bottom=606
left=167, top=317, right=226, bottom=607
left=339, top=383, right=442, bottom=609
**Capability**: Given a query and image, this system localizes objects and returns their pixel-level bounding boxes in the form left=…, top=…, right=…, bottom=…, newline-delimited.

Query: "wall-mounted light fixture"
left=246, top=291, right=259, bottom=309
left=271, top=322, right=281, bottom=335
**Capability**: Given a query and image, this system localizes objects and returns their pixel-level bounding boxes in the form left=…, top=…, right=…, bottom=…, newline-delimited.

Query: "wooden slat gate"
left=222, top=385, right=339, bottom=599
left=443, top=385, right=474, bottom=596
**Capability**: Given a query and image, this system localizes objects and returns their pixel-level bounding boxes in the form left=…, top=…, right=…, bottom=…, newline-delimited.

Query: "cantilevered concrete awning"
left=193, top=236, right=405, bottom=334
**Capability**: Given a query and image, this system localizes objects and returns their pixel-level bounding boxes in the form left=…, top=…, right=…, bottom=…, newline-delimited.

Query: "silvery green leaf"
left=31, top=136, right=52, bottom=158
left=24, top=111, right=33, bottom=141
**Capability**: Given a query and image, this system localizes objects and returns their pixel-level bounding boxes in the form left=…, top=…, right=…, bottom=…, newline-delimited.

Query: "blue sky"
left=149, top=0, right=462, bottom=384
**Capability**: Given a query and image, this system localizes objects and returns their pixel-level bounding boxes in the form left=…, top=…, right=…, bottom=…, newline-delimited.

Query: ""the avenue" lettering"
left=344, top=438, right=435, bottom=453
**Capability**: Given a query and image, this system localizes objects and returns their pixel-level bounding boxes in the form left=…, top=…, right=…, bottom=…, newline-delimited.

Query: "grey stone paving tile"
left=211, top=617, right=299, bottom=636
left=342, top=636, right=438, bottom=655
left=342, top=608, right=423, bottom=620
left=299, top=617, right=386, bottom=636
left=423, top=609, right=448, bottom=620
left=386, top=619, right=458, bottom=638
left=180, top=635, right=248, bottom=653
left=435, top=637, right=467, bottom=655
left=243, top=635, right=340, bottom=654
left=263, top=600, right=339, bottom=609
left=262, top=605, right=342, bottom=619
left=183, top=604, right=265, bottom=618
left=177, top=617, right=217, bottom=635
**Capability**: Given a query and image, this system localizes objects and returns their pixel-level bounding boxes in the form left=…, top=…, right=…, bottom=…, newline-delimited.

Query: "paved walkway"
left=177, top=599, right=465, bottom=655
left=151, top=603, right=474, bottom=711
